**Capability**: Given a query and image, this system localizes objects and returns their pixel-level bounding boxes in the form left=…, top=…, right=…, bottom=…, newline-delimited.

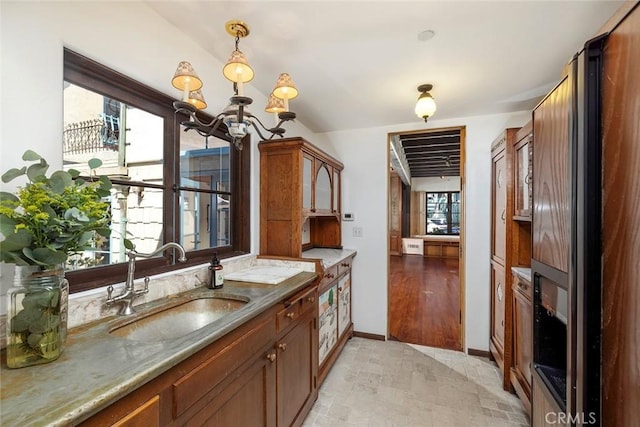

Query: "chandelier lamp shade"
left=415, top=84, right=437, bottom=122
left=171, top=20, right=298, bottom=150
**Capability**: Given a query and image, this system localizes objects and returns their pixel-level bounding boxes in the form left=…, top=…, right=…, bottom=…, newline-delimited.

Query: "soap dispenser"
left=208, top=253, right=224, bottom=289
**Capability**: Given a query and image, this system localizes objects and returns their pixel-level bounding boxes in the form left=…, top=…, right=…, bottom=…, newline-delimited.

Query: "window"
left=425, top=191, right=460, bottom=235
left=63, top=49, right=250, bottom=293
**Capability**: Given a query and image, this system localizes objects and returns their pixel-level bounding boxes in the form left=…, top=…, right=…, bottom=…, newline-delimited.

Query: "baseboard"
left=353, top=331, right=386, bottom=341
left=467, top=348, right=491, bottom=358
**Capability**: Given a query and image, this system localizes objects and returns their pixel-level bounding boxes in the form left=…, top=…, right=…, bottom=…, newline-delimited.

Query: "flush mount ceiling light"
left=171, top=20, right=298, bottom=150
left=415, top=84, right=437, bottom=123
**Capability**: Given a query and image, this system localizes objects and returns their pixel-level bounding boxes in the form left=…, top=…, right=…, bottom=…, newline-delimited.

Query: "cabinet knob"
left=286, top=312, right=295, bottom=319
left=266, top=353, right=276, bottom=362
left=278, top=343, right=288, bottom=351
left=324, top=273, right=334, bottom=279
left=306, top=296, right=315, bottom=303
left=338, top=287, right=343, bottom=292
left=340, top=262, right=350, bottom=267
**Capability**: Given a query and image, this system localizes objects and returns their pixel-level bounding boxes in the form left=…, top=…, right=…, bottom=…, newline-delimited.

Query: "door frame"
left=386, top=125, right=467, bottom=351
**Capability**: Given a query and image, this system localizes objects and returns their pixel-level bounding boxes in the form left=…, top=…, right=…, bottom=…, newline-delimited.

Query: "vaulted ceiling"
left=148, top=1, right=622, bottom=134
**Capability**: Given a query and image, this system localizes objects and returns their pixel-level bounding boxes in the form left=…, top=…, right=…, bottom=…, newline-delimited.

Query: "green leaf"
left=78, top=231, right=93, bottom=246
left=1, top=167, right=26, bottom=183
left=98, top=175, right=112, bottom=191
left=28, top=247, right=68, bottom=266
left=49, top=171, right=72, bottom=193
left=64, top=207, right=89, bottom=222
left=123, top=239, right=135, bottom=250
left=95, top=227, right=111, bottom=237
left=0, top=214, right=17, bottom=235
left=88, top=158, right=103, bottom=170
left=0, top=229, right=32, bottom=251
left=22, top=150, right=42, bottom=161
left=0, top=191, right=19, bottom=202
left=67, top=169, right=80, bottom=179
left=96, top=189, right=111, bottom=198
left=75, top=178, right=85, bottom=186
left=26, top=160, right=49, bottom=182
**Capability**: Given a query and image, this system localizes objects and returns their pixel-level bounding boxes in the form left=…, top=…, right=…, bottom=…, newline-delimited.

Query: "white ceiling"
left=148, top=1, right=623, bottom=134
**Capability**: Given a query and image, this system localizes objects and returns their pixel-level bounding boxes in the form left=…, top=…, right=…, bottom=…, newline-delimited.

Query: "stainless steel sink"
left=109, top=296, right=249, bottom=342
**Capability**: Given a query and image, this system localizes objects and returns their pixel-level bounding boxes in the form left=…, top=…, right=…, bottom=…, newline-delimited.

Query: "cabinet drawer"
left=299, top=286, right=317, bottom=316
left=319, top=265, right=338, bottom=290
left=337, top=257, right=352, bottom=276
left=277, top=304, right=300, bottom=333
left=512, top=271, right=532, bottom=301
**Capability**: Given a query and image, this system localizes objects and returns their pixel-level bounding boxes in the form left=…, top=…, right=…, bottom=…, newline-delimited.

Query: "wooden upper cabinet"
left=259, top=137, right=343, bottom=258
left=490, top=129, right=516, bottom=265
left=532, top=77, right=571, bottom=273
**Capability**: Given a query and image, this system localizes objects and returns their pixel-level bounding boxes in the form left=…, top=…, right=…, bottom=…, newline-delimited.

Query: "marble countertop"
left=0, top=271, right=317, bottom=427
left=301, top=248, right=357, bottom=269
left=511, top=266, right=532, bottom=283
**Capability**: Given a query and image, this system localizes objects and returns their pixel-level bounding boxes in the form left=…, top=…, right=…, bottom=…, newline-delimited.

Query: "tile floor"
left=302, top=338, right=530, bottom=427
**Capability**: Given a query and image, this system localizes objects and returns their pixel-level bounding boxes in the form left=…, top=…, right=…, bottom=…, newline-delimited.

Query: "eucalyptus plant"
left=0, top=150, right=112, bottom=268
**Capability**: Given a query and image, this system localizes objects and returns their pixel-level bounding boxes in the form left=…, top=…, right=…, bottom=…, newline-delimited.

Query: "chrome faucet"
left=106, top=242, right=187, bottom=315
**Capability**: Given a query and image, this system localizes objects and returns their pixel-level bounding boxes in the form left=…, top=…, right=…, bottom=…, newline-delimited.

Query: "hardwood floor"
left=389, top=254, right=462, bottom=351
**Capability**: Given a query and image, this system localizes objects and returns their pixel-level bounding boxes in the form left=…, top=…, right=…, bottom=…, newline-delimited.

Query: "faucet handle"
left=106, top=285, right=114, bottom=302
left=143, top=277, right=150, bottom=293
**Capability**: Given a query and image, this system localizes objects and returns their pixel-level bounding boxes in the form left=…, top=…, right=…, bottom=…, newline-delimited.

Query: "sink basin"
left=109, top=296, right=249, bottom=342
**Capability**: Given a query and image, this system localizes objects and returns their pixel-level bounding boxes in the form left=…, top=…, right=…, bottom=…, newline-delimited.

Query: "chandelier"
left=171, top=20, right=298, bottom=150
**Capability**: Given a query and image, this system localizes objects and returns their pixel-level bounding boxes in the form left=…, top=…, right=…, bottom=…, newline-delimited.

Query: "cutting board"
left=225, top=266, right=303, bottom=285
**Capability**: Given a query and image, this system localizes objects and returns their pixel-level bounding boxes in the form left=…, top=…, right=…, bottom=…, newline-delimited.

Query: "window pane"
left=180, top=126, right=231, bottom=191
left=451, top=192, right=460, bottom=235
left=180, top=191, right=230, bottom=251
left=63, top=82, right=164, bottom=184
left=65, top=184, right=165, bottom=271
left=426, top=192, right=449, bottom=234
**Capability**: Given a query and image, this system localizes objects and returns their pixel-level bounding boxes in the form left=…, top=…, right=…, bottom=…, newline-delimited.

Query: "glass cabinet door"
left=315, top=164, right=332, bottom=212
left=514, top=137, right=532, bottom=218
left=332, top=169, right=340, bottom=214
left=302, top=155, right=313, bottom=211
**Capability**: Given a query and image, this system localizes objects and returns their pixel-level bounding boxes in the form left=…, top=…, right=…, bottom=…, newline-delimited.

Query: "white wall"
left=412, top=176, right=461, bottom=192
left=1, top=2, right=531, bottom=352
left=317, top=110, right=530, bottom=350
left=0, top=2, right=322, bottom=311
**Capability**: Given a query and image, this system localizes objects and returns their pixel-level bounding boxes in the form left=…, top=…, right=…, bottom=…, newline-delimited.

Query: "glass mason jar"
left=6, top=264, right=68, bottom=369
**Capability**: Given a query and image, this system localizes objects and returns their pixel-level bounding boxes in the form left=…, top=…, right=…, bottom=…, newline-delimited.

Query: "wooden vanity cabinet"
left=260, top=137, right=343, bottom=258
left=81, top=284, right=318, bottom=427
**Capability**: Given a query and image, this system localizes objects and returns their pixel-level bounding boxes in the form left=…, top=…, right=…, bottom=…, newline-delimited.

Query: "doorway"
left=387, top=126, right=466, bottom=351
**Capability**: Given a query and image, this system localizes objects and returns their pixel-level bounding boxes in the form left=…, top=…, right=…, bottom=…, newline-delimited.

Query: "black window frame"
left=63, top=49, right=250, bottom=293
left=425, top=191, right=460, bottom=235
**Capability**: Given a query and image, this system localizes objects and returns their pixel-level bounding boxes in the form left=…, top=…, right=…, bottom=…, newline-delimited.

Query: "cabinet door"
left=302, top=154, right=313, bottom=211
left=533, top=78, right=570, bottom=272
left=514, top=136, right=532, bottom=219
left=492, top=149, right=507, bottom=263
left=318, top=284, right=338, bottom=365
left=332, top=168, right=340, bottom=214
left=337, top=273, right=351, bottom=339
left=277, top=313, right=316, bottom=427
left=187, top=349, right=277, bottom=427
left=315, top=164, right=332, bottom=213
left=389, top=170, right=403, bottom=256
left=490, top=262, right=506, bottom=360
left=512, top=284, right=533, bottom=410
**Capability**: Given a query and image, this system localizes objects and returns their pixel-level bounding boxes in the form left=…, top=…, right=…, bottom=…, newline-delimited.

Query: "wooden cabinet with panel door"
left=260, top=137, right=344, bottom=258
left=489, top=128, right=518, bottom=391
left=389, top=170, right=403, bottom=256
left=511, top=268, right=533, bottom=415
